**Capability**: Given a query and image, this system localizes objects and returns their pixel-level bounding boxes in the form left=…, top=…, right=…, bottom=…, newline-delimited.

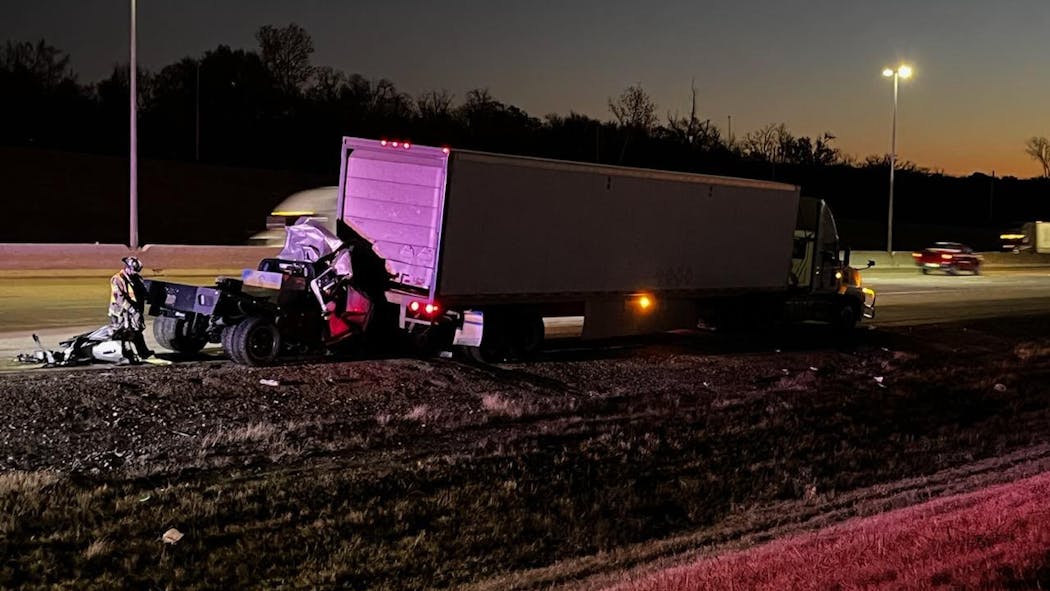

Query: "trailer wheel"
left=467, top=312, right=511, bottom=363
left=153, top=316, right=207, bottom=354
left=411, top=320, right=455, bottom=358
left=228, top=316, right=281, bottom=366
left=510, top=312, right=544, bottom=360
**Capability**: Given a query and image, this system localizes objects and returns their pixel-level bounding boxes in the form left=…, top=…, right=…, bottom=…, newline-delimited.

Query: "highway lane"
left=1, top=268, right=1049, bottom=368
left=864, top=268, right=1050, bottom=326
left=0, top=275, right=219, bottom=369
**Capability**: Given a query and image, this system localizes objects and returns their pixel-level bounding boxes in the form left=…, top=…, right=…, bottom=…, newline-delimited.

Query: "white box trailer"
left=336, top=137, right=874, bottom=360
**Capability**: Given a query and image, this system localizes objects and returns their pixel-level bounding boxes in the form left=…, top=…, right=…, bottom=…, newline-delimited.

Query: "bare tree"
left=1, top=40, right=76, bottom=88
left=608, top=84, right=656, bottom=163
left=664, top=80, right=720, bottom=150
left=742, top=123, right=792, bottom=161
left=416, top=89, right=455, bottom=119
left=255, top=23, right=315, bottom=92
left=307, top=65, right=346, bottom=102
left=1025, top=136, right=1050, bottom=178
left=609, top=84, right=657, bottom=132
left=368, top=78, right=414, bottom=118
left=863, top=154, right=926, bottom=173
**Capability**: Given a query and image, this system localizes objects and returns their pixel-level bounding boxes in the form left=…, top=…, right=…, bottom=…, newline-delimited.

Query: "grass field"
left=2, top=318, right=1050, bottom=589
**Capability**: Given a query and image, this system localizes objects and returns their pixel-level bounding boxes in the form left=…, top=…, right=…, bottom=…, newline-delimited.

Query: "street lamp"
left=195, top=60, right=201, bottom=162
left=882, top=64, right=912, bottom=253
left=129, top=0, right=139, bottom=249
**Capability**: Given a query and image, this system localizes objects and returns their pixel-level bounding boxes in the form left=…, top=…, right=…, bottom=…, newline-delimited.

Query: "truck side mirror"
left=866, top=259, right=876, bottom=269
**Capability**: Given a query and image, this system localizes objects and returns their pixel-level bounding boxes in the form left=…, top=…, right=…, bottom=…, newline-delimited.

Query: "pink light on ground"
left=608, top=471, right=1050, bottom=591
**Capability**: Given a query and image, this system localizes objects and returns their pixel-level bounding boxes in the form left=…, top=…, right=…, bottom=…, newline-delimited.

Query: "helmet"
left=122, top=256, right=143, bottom=274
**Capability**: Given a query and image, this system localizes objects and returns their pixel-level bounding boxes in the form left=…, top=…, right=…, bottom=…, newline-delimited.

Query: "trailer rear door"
left=337, top=138, right=449, bottom=298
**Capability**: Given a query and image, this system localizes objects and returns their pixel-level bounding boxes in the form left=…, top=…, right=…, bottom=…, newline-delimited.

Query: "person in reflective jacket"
left=109, top=256, right=154, bottom=362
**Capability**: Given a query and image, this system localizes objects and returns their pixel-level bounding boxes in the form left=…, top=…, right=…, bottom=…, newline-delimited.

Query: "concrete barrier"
left=0, top=243, right=280, bottom=277
left=852, top=249, right=1050, bottom=270
left=2, top=244, right=1049, bottom=278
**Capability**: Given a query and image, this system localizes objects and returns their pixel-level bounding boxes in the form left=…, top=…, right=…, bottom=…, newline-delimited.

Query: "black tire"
left=153, top=316, right=207, bottom=354
left=973, top=264, right=982, bottom=276
left=466, top=311, right=511, bottom=363
left=222, top=325, right=242, bottom=364
left=921, top=268, right=929, bottom=275
left=227, top=316, right=281, bottom=366
left=832, top=300, right=858, bottom=331
left=946, top=265, right=959, bottom=276
left=509, top=311, right=544, bottom=360
left=409, top=320, right=454, bottom=358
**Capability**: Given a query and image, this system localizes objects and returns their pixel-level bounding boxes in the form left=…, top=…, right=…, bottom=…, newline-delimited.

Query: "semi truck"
left=145, top=137, right=875, bottom=365
left=337, top=137, right=874, bottom=362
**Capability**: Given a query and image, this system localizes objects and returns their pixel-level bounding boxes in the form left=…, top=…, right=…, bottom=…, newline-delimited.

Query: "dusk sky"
left=4, top=0, right=1049, bottom=177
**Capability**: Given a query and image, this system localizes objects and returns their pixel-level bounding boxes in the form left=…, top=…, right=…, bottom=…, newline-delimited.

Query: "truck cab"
left=789, top=197, right=875, bottom=327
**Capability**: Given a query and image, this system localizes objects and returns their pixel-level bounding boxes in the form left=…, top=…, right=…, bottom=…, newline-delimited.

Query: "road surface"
left=1, top=268, right=1048, bottom=368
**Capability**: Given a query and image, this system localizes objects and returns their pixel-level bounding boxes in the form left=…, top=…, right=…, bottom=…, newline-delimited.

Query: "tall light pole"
left=195, top=60, right=201, bottom=162
left=882, top=64, right=912, bottom=253
left=129, top=0, right=139, bottom=249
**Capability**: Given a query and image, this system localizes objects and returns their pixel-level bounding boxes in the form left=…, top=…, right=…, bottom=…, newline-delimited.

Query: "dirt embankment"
left=2, top=319, right=1050, bottom=590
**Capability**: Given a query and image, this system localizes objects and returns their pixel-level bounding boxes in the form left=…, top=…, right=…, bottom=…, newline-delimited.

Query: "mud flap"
left=453, top=311, right=484, bottom=347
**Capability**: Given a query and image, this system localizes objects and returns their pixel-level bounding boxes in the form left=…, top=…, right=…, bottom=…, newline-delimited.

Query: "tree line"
left=2, top=24, right=1049, bottom=248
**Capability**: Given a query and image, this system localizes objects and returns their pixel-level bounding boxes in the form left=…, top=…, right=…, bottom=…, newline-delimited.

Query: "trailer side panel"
left=436, top=153, right=799, bottom=299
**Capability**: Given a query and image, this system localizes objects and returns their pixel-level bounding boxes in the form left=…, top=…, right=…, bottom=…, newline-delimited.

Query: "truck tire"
left=467, top=311, right=511, bottom=363
left=221, top=324, right=242, bottom=364
left=410, top=320, right=455, bottom=358
left=227, top=316, right=281, bottom=366
left=832, top=300, right=858, bottom=331
left=153, top=316, right=207, bottom=354
left=510, top=311, right=544, bottom=360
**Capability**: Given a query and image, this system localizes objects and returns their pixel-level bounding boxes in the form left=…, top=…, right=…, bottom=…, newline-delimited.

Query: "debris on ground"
left=161, top=528, right=184, bottom=545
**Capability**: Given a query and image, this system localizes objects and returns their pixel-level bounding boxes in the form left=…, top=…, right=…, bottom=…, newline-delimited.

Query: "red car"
left=911, top=242, right=982, bottom=275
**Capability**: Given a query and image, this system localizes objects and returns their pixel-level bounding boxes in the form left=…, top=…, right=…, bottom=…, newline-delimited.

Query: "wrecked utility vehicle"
left=145, top=219, right=392, bottom=365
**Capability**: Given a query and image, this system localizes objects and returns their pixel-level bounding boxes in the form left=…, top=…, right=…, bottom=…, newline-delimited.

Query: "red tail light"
left=408, top=300, right=441, bottom=319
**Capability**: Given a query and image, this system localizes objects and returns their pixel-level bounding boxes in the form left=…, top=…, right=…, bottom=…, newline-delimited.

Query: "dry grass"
left=0, top=470, right=59, bottom=495
left=83, top=538, right=112, bottom=560
left=199, top=421, right=280, bottom=448
left=611, top=471, right=1050, bottom=591
left=405, top=404, right=431, bottom=421
left=480, top=393, right=525, bottom=418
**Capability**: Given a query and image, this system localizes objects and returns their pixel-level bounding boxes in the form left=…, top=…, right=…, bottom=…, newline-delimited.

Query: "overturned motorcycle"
left=17, top=326, right=153, bottom=367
